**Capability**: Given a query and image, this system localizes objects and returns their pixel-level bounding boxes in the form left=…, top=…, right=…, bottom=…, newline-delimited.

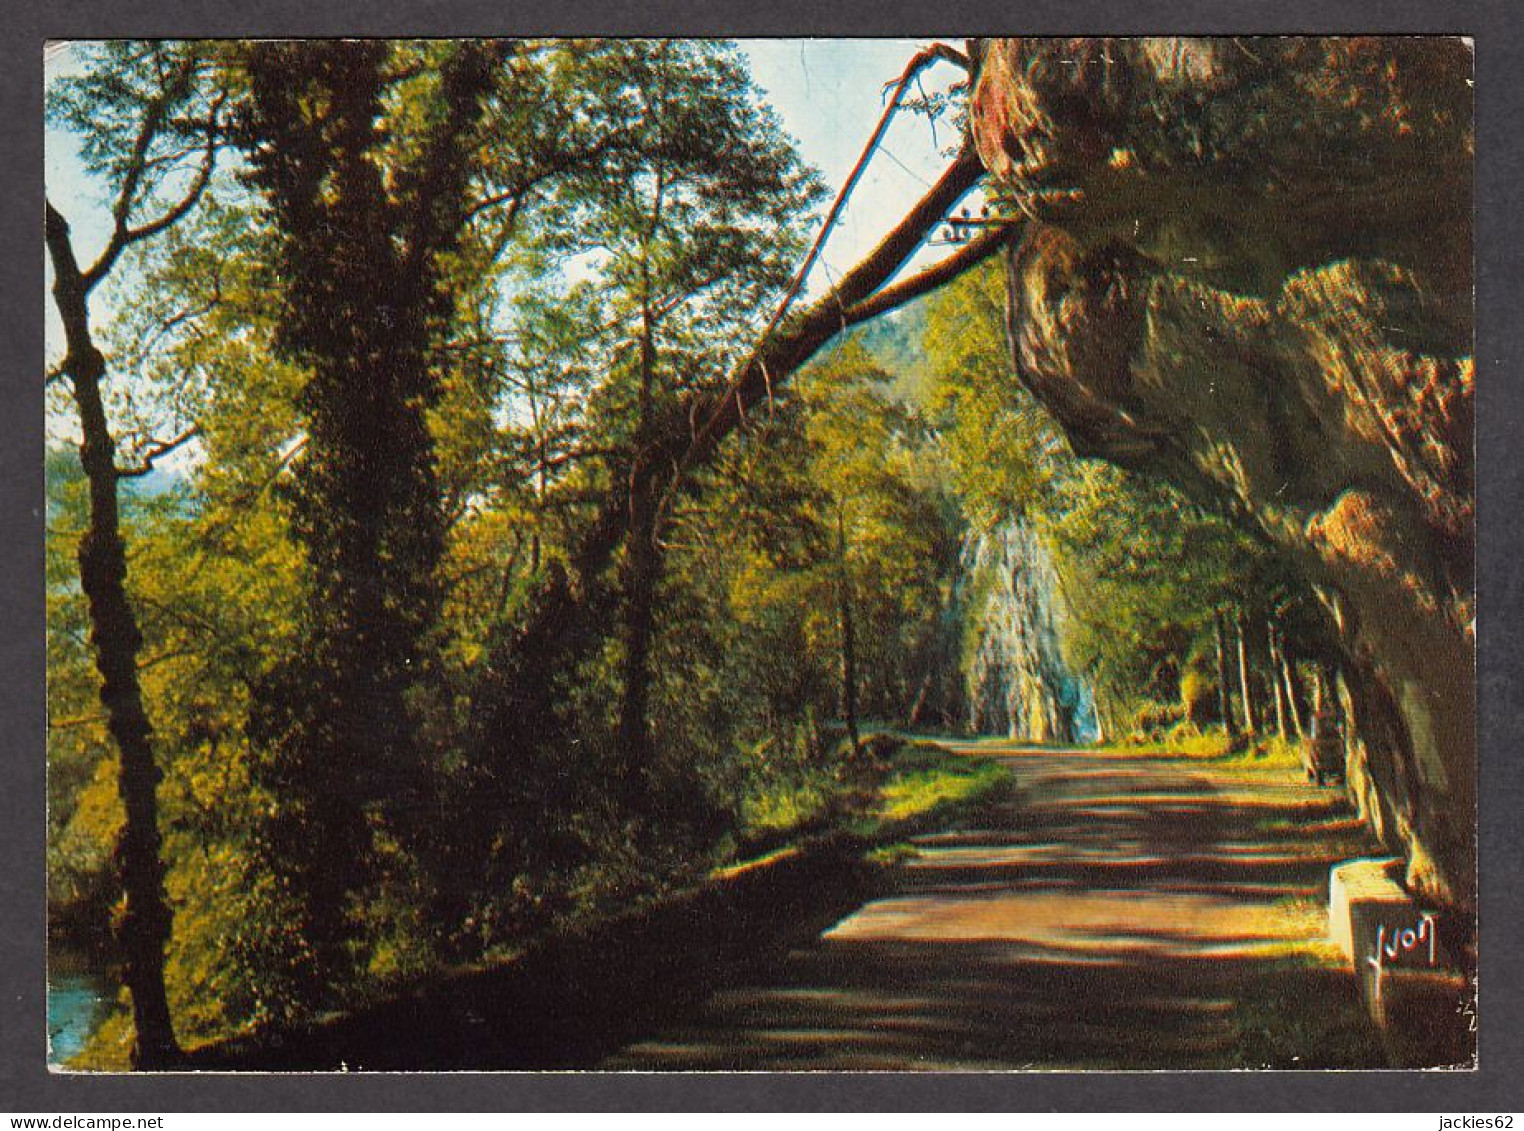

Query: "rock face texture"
left=963, top=519, right=1096, bottom=743
left=969, top=37, right=1474, bottom=910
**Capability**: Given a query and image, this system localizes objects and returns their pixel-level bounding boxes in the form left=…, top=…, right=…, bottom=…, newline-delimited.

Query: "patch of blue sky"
left=44, top=38, right=976, bottom=444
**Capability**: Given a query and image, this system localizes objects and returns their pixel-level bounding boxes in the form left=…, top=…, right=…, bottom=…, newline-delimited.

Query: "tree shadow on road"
left=603, top=750, right=1418, bottom=1070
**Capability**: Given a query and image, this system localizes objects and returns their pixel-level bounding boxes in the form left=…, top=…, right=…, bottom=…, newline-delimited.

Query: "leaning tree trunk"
left=1279, top=637, right=1306, bottom=739
left=1271, top=621, right=1304, bottom=739
left=45, top=204, right=180, bottom=1068
left=467, top=147, right=998, bottom=782
left=1213, top=610, right=1238, bottom=738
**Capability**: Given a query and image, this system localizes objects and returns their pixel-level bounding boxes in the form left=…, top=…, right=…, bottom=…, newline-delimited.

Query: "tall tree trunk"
left=907, top=670, right=932, bottom=729
left=528, top=368, right=546, bottom=576
left=1236, top=609, right=1258, bottom=735
left=1280, top=639, right=1306, bottom=738
left=1213, top=610, right=1239, bottom=737
left=1271, top=622, right=1305, bottom=738
left=1315, top=663, right=1341, bottom=722
left=836, top=507, right=861, bottom=756
left=1266, top=616, right=1289, bottom=739
left=45, top=204, right=181, bottom=1068
left=617, top=272, right=663, bottom=811
left=617, top=484, right=660, bottom=811
left=468, top=147, right=998, bottom=778
left=241, top=41, right=502, bottom=966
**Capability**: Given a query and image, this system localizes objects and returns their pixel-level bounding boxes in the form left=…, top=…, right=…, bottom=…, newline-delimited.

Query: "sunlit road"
left=601, top=744, right=1385, bottom=1070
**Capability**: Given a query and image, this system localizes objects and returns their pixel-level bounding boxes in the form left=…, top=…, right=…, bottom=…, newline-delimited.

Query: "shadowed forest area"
left=45, top=38, right=1474, bottom=1071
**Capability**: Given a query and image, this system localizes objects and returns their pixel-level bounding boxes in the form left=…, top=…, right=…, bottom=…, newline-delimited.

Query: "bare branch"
left=83, top=84, right=224, bottom=292
left=510, top=444, right=625, bottom=479
left=908, top=42, right=972, bottom=76
left=757, top=47, right=967, bottom=348
left=841, top=222, right=1015, bottom=324
left=465, top=188, right=523, bottom=221
left=121, top=93, right=226, bottom=244
left=116, top=425, right=202, bottom=479
left=132, top=290, right=222, bottom=364
left=137, top=647, right=200, bottom=673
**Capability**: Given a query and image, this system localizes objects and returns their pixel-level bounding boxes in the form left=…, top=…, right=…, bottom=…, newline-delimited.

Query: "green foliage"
left=1119, top=726, right=1235, bottom=759
left=726, top=738, right=1012, bottom=867
left=46, top=449, right=108, bottom=914
left=232, top=40, right=504, bottom=995
left=46, top=41, right=224, bottom=224
left=1042, top=461, right=1251, bottom=706
left=46, top=37, right=1339, bottom=1066
left=742, top=779, right=832, bottom=835
left=679, top=337, right=962, bottom=743
left=922, top=262, right=1055, bottom=529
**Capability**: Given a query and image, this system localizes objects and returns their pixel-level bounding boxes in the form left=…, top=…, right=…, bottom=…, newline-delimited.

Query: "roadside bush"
left=1180, top=669, right=1217, bottom=728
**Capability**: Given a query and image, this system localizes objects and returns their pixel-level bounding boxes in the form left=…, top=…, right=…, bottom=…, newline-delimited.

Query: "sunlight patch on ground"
left=605, top=746, right=1386, bottom=1070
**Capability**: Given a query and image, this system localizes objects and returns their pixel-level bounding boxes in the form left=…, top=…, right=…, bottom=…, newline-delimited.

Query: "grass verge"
left=726, top=734, right=1012, bottom=874
left=1228, top=950, right=1387, bottom=1068
left=856, top=740, right=1011, bottom=838
left=1114, top=728, right=1306, bottom=771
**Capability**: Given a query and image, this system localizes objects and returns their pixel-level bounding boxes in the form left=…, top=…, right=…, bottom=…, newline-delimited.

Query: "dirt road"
left=602, top=744, right=1387, bottom=1070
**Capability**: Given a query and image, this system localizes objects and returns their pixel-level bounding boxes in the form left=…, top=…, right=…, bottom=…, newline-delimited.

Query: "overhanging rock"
left=968, top=36, right=1476, bottom=912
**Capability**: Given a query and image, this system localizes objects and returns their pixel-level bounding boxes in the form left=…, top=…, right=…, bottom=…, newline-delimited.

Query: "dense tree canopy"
left=45, top=38, right=1343, bottom=1067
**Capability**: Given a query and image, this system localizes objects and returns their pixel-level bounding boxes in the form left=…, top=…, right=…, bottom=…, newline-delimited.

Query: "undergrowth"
left=729, top=734, right=1011, bottom=865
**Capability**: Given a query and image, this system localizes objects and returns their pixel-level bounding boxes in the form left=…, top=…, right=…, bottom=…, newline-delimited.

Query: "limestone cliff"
left=969, top=37, right=1475, bottom=910
left=963, top=519, right=1096, bottom=743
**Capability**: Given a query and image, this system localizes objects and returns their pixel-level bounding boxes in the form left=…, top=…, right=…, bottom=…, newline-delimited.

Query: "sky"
left=44, top=39, right=975, bottom=362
